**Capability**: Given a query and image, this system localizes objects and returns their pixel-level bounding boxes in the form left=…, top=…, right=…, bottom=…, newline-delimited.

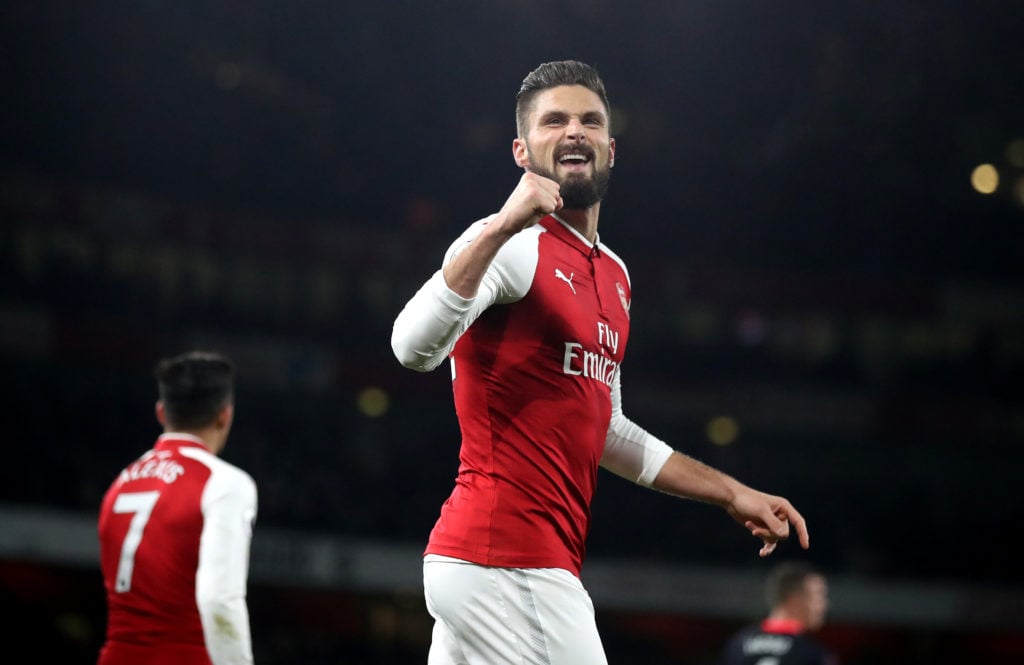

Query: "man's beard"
left=528, top=157, right=611, bottom=210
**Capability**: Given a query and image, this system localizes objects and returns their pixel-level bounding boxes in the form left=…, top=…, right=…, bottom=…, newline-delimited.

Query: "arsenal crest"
left=616, top=282, right=630, bottom=318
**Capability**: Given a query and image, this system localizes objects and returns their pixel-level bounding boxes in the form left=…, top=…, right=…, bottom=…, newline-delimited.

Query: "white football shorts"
left=423, top=554, right=608, bottom=665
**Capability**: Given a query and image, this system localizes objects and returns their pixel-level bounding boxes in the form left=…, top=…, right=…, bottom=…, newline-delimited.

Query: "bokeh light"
left=706, top=415, right=740, bottom=446
left=1015, top=176, right=1024, bottom=208
left=357, top=386, right=390, bottom=417
left=1007, top=139, right=1024, bottom=168
left=971, top=163, right=999, bottom=194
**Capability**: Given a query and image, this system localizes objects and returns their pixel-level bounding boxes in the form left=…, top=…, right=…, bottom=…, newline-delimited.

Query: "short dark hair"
left=515, top=60, right=611, bottom=137
left=155, top=350, right=235, bottom=430
left=765, top=561, right=823, bottom=608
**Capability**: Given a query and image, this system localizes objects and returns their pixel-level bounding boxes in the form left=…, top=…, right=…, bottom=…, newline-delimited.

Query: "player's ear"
left=609, top=137, right=616, bottom=168
left=513, top=138, right=529, bottom=168
left=155, top=401, right=167, bottom=426
left=217, top=403, right=235, bottom=431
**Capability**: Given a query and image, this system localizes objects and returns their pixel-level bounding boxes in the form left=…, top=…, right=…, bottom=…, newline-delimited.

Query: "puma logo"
left=554, top=268, right=576, bottom=295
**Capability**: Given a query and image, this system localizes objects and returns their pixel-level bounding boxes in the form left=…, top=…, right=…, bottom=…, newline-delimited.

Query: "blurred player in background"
left=391, top=59, right=809, bottom=665
left=720, top=561, right=837, bottom=665
left=97, top=350, right=257, bottom=665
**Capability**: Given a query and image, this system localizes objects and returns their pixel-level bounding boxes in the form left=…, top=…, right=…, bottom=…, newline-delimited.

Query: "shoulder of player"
left=179, top=446, right=256, bottom=489
left=498, top=221, right=544, bottom=258
left=448, top=214, right=544, bottom=253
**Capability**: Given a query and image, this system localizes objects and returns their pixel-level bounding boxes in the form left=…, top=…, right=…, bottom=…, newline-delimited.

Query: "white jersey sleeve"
left=600, top=368, right=675, bottom=487
left=186, top=447, right=258, bottom=665
left=391, top=216, right=540, bottom=372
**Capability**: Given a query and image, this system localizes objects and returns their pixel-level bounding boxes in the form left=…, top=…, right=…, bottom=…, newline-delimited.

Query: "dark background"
left=2, top=1, right=1022, bottom=663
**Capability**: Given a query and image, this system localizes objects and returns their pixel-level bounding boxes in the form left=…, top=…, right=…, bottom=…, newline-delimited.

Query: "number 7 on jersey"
left=111, top=491, right=160, bottom=592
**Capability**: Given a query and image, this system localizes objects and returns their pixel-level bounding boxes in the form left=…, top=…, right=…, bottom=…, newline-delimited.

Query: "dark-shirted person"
left=720, top=561, right=838, bottom=665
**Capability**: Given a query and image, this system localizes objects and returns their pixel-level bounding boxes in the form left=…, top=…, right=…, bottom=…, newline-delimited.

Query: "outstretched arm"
left=651, top=452, right=810, bottom=557
left=601, top=370, right=809, bottom=557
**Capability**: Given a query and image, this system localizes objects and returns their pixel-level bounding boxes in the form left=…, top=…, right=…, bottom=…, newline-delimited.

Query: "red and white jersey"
left=392, top=215, right=673, bottom=576
left=97, top=433, right=257, bottom=665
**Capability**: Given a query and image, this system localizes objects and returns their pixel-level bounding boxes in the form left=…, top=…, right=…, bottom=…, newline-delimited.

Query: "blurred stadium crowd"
left=3, top=1, right=1023, bottom=662
left=3, top=170, right=1020, bottom=585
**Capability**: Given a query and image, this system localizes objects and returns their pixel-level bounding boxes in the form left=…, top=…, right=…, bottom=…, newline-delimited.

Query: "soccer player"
left=391, top=60, right=810, bottom=665
left=719, top=561, right=838, bottom=665
left=97, top=351, right=257, bottom=665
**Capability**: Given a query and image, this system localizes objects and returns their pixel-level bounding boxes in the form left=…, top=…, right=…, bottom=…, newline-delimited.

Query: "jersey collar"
left=760, top=618, right=806, bottom=635
left=156, top=432, right=210, bottom=451
left=546, top=214, right=601, bottom=258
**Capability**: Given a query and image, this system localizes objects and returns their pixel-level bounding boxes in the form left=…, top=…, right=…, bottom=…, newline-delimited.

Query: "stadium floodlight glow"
left=706, top=415, right=739, bottom=446
left=970, top=163, right=999, bottom=194
left=357, top=386, right=390, bottom=417
left=1006, top=139, right=1024, bottom=168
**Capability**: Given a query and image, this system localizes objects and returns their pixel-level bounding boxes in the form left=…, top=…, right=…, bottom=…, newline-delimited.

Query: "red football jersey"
left=393, top=213, right=674, bottom=576
left=97, top=433, right=256, bottom=665
left=428, top=215, right=633, bottom=574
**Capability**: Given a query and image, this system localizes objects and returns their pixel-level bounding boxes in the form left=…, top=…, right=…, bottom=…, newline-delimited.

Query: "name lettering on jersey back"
left=562, top=322, right=621, bottom=387
left=743, top=634, right=794, bottom=656
left=120, top=450, right=185, bottom=485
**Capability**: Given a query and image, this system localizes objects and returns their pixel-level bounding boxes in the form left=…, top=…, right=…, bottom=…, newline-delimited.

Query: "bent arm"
left=390, top=270, right=478, bottom=372
left=391, top=217, right=539, bottom=372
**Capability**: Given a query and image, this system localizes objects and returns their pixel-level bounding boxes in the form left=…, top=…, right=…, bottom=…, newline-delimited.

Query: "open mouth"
left=557, top=150, right=593, bottom=171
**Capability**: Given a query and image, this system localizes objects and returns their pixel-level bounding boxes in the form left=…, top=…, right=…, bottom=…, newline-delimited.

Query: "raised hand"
left=494, top=171, right=563, bottom=236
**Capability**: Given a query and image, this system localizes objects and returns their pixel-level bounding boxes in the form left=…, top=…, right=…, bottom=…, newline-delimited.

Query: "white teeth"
left=559, top=153, right=588, bottom=162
